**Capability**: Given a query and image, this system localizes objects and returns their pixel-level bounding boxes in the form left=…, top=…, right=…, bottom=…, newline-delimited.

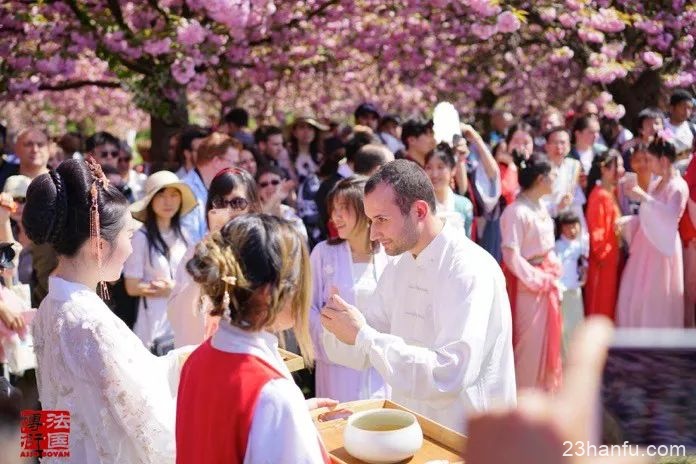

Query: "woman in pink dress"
left=501, top=153, right=563, bottom=392
left=616, top=138, right=689, bottom=327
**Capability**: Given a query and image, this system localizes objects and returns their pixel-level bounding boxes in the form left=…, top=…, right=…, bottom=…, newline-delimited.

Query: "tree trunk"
left=474, top=87, right=498, bottom=135
left=608, top=69, right=662, bottom=132
left=149, top=90, right=189, bottom=172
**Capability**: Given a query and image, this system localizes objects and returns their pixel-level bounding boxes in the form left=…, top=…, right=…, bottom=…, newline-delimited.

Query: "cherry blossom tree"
left=1, top=0, right=694, bottom=160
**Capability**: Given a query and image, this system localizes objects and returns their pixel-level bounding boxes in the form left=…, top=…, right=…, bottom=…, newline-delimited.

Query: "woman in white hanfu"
left=23, top=159, right=192, bottom=464
left=310, top=177, right=389, bottom=402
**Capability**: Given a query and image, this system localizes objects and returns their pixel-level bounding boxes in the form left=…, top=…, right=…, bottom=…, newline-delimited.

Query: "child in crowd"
left=554, top=211, right=587, bottom=359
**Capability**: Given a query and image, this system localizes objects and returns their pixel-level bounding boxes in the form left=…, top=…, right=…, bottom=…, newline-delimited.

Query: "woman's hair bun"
left=22, top=159, right=129, bottom=257
left=22, top=172, right=62, bottom=246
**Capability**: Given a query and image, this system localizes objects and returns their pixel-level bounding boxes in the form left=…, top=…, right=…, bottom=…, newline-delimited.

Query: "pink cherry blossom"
left=539, top=7, right=557, bottom=22
left=588, top=8, right=626, bottom=33
left=565, top=0, right=584, bottom=11
left=641, top=51, right=663, bottom=69
left=549, top=46, right=574, bottom=63
left=177, top=20, right=206, bottom=47
left=676, top=35, right=694, bottom=51
left=204, top=0, right=250, bottom=30
left=596, top=91, right=613, bottom=105
left=600, top=42, right=625, bottom=59
left=497, top=11, right=521, bottom=33
left=635, top=19, right=663, bottom=35
left=468, top=0, right=501, bottom=17
left=578, top=27, right=605, bottom=43
left=1, top=0, right=695, bottom=139
left=188, top=73, right=208, bottom=92
left=35, top=56, right=64, bottom=75
left=8, top=56, right=33, bottom=71
left=144, top=38, right=172, bottom=56
left=586, top=62, right=628, bottom=84
left=171, top=57, right=196, bottom=84
left=471, top=23, right=497, bottom=40
left=558, top=13, right=580, bottom=28
left=602, top=102, right=626, bottom=120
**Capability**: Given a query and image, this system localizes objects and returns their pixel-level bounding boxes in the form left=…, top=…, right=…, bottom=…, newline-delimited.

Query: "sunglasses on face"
left=211, top=197, right=249, bottom=211
left=258, top=179, right=281, bottom=188
left=118, top=157, right=132, bottom=163
left=99, top=150, right=120, bottom=159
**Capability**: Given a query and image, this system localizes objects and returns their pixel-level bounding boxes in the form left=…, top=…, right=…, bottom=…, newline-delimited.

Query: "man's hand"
left=306, top=397, right=339, bottom=411
left=320, top=293, right=366, bottom=345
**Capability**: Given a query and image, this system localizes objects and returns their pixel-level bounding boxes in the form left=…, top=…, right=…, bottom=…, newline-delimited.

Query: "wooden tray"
left=279, top=348, right=305, bottom=372
left=312, top=399, right=466, bottom=464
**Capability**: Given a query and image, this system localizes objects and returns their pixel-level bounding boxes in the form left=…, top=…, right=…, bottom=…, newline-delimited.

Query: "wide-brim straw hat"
left=130, top=170, right=197, bottom=223
left=295, top=115, right=329, bottom=132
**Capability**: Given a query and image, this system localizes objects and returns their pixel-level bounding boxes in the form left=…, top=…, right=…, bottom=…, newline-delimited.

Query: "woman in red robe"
left=584, top=151, right=624, bottom=320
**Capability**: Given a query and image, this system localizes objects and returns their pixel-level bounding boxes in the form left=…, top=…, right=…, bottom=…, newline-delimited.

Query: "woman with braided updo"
left=22, top=158, right=193, bottom=464
left=176, top=213, right=335, bottom=464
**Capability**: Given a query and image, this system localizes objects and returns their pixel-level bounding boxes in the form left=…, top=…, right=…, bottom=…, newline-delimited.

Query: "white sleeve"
left=59, top=304, right=178, bottom=464
left=123, top=230, right=146, bottom=280
left=322, top=260, right=393, bottom=371
left=167, top=246, right=206, bottom=348
left=309, top=244, right=328, bottom=362
left=638, top=185, right=688, bottom=256
left=244, top=378, right=326, bottom=464
left=355, top=260, right=504, bottom=402
left=474, top=160, right=501, bottom=214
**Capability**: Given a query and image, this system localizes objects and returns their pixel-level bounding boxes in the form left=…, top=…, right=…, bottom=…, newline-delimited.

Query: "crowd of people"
left=0, top=90, right=694, bottom=463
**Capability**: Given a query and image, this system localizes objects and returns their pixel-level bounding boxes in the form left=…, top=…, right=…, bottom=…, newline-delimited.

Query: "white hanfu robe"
left=212, top=324, right=328, bottom=464
left=168, top=243, right=209, bottom=348
left=123, top=227, right=188, bottom=348
left=310, top=240, right=389, bottom=402
left=323, top=220, right=517, bottom=433
left=32, top=277, right=193, bottom=464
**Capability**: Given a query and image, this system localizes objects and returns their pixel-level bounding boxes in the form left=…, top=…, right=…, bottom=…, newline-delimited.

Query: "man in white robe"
left=321, top=160, right=516, bottom=433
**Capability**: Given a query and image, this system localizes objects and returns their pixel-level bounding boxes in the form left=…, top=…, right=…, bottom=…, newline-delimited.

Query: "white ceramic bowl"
left=343, top=409, right=424, bottom=464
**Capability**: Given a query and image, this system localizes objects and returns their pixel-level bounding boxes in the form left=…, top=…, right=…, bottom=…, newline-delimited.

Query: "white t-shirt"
left=664, top=119, right=694, bottom=153
left=123, top=227, right=188, bottom=347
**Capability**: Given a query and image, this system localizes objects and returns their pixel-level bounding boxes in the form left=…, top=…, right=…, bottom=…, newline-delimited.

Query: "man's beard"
left=384, top=215, right=419, bottom=256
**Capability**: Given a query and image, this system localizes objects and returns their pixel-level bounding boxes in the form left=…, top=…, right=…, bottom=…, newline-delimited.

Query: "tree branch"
left=38, top=80, right=122, bottom=91
left=106, top=0, right=129, bottom=32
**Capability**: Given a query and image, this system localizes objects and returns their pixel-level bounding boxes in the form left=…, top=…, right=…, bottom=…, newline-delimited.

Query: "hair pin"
left=221, top=276, right=237, bottom=285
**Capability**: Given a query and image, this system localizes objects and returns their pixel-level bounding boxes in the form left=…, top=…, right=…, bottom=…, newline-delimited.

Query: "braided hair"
left=22, top=159, right=129, bottom=257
